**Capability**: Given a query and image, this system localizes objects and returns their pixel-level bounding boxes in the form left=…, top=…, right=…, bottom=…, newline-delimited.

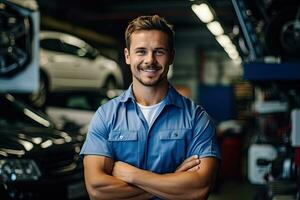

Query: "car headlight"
left=0, top=159, right=41, bottom=182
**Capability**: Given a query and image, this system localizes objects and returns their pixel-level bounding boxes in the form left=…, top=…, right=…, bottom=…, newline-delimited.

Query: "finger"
left=177, top=159, right=199, bottom=172
left=187, top=165, right=200, bottom=172
left=181, top=155, right=199, bottom=165
left=175, top=155, right=199, bottom=172
left=176, top=159, right=200, bottom=172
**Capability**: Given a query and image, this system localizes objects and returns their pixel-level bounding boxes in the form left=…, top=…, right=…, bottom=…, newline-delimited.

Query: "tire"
left=29, top=72, right=48, bottom=110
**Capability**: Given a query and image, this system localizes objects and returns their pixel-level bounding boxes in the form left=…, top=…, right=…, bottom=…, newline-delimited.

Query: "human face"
left=124, top=30, right=174, bottom=87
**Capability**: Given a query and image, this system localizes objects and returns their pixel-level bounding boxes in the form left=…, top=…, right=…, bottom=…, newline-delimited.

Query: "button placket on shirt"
left=133, top=101, right=149, bottom=168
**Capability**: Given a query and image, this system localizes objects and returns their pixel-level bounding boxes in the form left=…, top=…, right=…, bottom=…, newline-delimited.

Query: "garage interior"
left=1, top=0, right=300, bottom=199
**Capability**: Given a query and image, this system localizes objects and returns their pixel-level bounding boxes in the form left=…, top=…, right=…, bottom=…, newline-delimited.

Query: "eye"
left=135, top=49, right=146, bottom=55
left=154, top=50, right=166, bottom=56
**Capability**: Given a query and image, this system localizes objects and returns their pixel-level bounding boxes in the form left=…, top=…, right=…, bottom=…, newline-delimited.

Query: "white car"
left=30, top=31, right=123, bottom=108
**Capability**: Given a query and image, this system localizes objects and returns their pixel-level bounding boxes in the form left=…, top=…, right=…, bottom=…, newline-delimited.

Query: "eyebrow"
left=134, top=47, right=146, bottom=50
left=154, top=47, right=167, bottom=51
left=133, top=47, right=167, bottom=51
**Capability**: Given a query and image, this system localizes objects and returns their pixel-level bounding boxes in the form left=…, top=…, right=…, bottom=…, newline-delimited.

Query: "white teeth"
left=142, top=69, right=158, bottom=72
left=145, top=69, right=156, bottom=72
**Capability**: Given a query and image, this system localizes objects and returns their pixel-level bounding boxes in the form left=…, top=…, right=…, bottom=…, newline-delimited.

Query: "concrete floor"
left=209, top=180, right=256, bottom=200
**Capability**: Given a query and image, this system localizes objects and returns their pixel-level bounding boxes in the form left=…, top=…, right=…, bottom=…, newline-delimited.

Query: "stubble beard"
left=134, top=64, right=168, bottom=87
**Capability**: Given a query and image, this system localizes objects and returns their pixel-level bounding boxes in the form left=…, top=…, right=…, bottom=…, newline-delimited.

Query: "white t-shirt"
left=137, top=100, right=164, bottom=126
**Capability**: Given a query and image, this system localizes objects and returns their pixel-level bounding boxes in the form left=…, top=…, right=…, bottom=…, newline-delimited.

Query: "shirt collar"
left=164, top=85, right=184, bottom=109
left=119, top=84, right=135, bottom=103
left=119, top=83, right=184, bottom=109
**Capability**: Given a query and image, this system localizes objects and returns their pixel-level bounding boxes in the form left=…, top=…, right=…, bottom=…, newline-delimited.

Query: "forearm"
left=87, top=154, right=202, bottom=200
left=113, top=158, right=218, bottom=200
left=83, top=155, right=152, bottom=200
left=130, top=170, right=210, bottom=200
left=86, top=172, right=152, bottom=200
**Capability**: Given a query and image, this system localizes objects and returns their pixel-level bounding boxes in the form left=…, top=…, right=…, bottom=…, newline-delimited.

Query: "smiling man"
left=80, top=15, right=221, bottom=200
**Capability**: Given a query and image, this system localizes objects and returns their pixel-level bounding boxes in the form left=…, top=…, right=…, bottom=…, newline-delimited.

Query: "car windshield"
left=0, top=94, right=53, bottom=128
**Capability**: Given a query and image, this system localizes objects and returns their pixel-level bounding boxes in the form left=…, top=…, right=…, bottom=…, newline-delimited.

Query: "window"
left=40, top=39, right=63, bottom=52
left=60, top=42, right=81, bottom=56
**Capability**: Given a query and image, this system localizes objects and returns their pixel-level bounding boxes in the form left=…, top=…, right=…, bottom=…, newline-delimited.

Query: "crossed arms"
left=83, top=155, right=219, bottom=200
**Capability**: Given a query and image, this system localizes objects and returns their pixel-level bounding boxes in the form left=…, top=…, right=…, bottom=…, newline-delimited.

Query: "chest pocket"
left=108, top=130, right=139, bottom=166
left=157, top=129, right=190, bottom=172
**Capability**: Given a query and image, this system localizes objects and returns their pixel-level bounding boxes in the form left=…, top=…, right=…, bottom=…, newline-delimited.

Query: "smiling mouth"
left=139, top=65, right=162, bottom=71
left=142, top=68, right=160, bottom=72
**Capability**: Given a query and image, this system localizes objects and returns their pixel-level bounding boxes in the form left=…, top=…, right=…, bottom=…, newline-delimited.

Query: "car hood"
left=0, top=125, right=77, bottom=158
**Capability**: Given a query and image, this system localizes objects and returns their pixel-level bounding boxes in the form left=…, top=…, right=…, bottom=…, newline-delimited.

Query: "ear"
left=124, top=48, right=130, bottom=65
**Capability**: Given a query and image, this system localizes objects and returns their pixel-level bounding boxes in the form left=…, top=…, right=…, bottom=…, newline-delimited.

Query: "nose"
left=144, top=52, right=156, bottom=65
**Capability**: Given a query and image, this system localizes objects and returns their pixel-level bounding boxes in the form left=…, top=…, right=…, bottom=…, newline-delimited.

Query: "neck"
left=132, top=81, right=168, bottom=106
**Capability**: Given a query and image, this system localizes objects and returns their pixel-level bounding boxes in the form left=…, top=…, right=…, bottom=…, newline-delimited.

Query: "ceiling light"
left=206, top=21, right=224, bottom=36
left=233, top=57, right=242, bottom=64
left=216, top=35, right=232, bottom=47
left=191, top=3, right=214, bottom=23
left=224, top=45, right=237, bottom=54
left=224, top=43, right=237, bottom=50
left=227, top=51, right=239, bottom=60
left=233, top=25, right=239, bottom=35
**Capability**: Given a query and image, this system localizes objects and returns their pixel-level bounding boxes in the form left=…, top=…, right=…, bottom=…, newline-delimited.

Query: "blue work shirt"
left=80, top=84, right=221, bottom=174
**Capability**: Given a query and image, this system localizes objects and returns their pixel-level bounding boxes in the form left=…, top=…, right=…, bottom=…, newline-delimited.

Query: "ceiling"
left=36, top=0, right=238, bottom=50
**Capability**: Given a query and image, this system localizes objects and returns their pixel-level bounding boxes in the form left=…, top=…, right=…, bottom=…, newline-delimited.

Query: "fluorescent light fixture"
left=206, top=21, right=224, bottom=36
left=233, top=57, right=242, bottom=64
left=224, top=45, right=237, bottom=54
left=227, top=51, right=239, bottom=60
left=224, top=43, right=237, bottom=50
left=216, top=35, right=232, bottom=47
left=191, top=3, right=214, bottom=23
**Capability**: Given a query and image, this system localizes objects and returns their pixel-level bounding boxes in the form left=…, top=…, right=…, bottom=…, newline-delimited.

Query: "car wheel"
left=29, top=72, right=48, bottom=109
left=104, top=77, right=117, bottom=89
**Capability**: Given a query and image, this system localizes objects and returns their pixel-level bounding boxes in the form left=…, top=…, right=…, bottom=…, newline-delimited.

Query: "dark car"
left=0, top=94, right=87, bottom=200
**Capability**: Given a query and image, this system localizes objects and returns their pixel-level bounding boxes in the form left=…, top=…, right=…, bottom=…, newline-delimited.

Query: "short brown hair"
left=125, top=15, right=175, bottom=50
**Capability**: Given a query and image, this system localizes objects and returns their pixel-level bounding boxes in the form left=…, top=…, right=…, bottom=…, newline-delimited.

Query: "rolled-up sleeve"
left=187, top=108, right=221, bottom=160
left=80, top=107, right=113, bottom=158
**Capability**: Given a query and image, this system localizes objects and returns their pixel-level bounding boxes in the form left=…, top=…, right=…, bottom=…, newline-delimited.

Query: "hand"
left=175, top=155, right=201, bottom=172
left=112, top=161, right=137, bottom=183
left=112, top=155, right=201, bottom=183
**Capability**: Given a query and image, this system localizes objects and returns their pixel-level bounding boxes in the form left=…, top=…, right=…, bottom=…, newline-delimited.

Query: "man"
left=80, top=15, right=221, bottom=200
